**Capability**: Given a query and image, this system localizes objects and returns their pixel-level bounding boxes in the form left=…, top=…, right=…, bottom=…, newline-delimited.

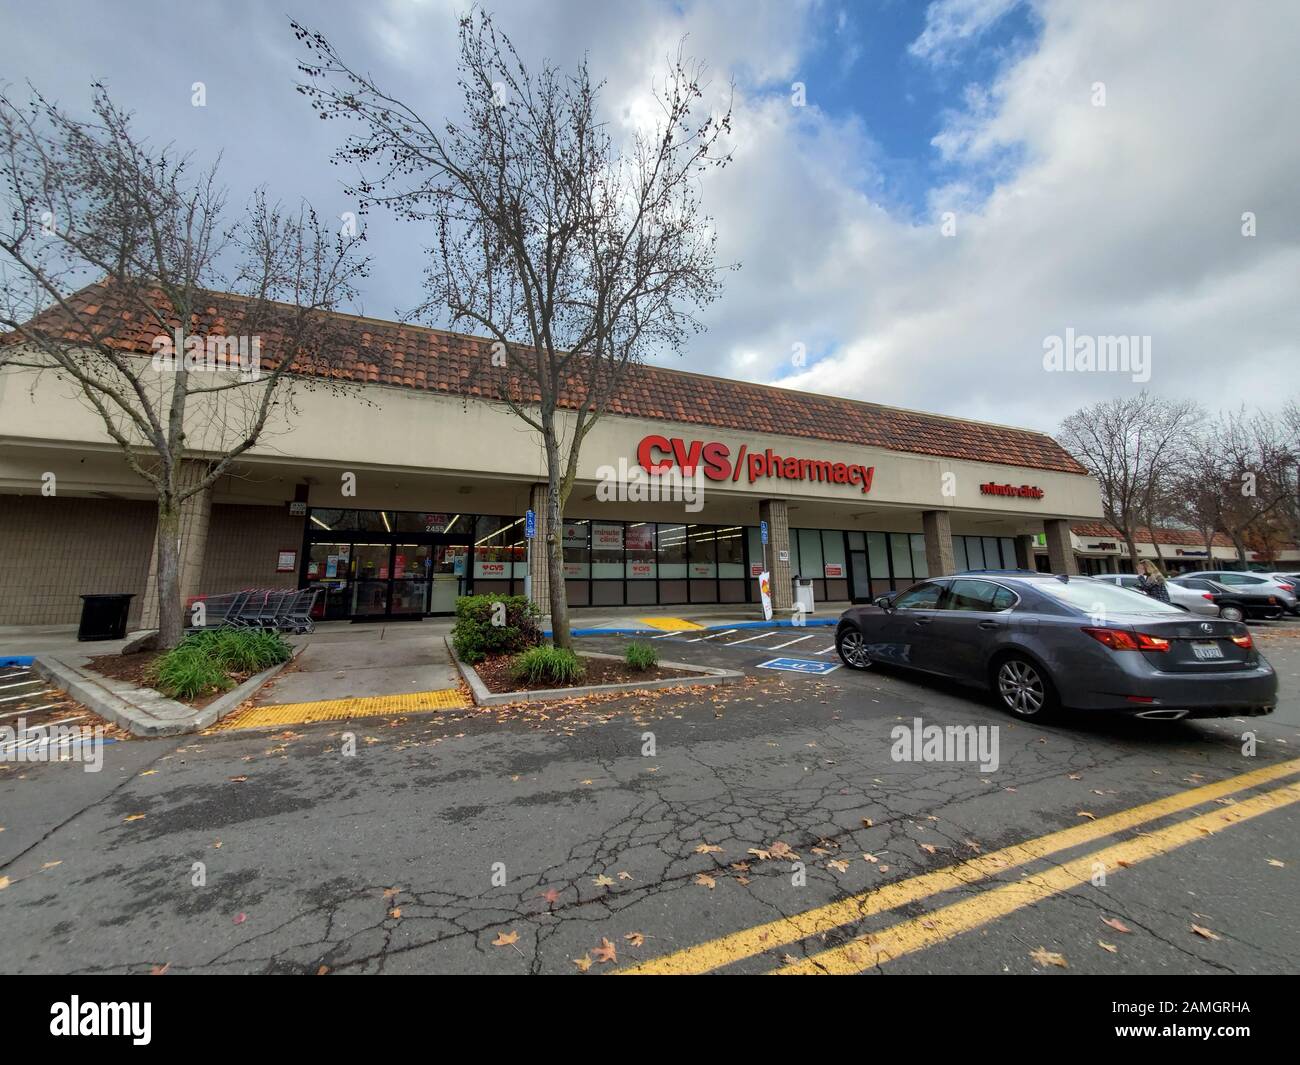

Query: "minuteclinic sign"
left=979, top=482, right=1045, bottom=500
left=636, top=435, right=874, bottom=495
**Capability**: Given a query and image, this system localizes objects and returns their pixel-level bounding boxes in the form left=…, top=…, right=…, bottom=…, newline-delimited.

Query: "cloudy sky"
left=1, top=0, right=1296, bottom=435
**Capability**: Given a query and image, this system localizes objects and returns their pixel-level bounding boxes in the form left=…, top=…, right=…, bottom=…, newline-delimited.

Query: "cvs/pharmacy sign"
left=635, top=435, right=874, bottom=494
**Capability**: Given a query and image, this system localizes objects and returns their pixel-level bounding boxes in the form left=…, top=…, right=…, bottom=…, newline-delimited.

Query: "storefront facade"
left=0, top=289, right=1110, bottom=627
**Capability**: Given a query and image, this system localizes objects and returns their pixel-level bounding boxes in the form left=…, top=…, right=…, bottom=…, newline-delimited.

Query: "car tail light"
left=1082, top=627, right=1170, bottom=652
left=1278, top=583, right=1294, bottom=593
left=1231, top=634, right=1253, bottom=649
left=1202, top=593, right=1215, bottom=601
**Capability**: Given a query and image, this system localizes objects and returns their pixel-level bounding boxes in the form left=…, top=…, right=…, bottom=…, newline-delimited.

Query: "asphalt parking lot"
left=0, top=619, right=1296, bottom=974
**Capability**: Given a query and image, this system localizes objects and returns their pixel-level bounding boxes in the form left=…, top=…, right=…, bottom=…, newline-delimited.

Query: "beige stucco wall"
left=0, top=360, right=1102, bottom=528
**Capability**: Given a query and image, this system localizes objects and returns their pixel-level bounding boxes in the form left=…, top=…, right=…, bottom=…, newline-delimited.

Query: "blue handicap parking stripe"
left=1, top=655, right=35, bottom=667
left=755, top=657, right=840, bottom=675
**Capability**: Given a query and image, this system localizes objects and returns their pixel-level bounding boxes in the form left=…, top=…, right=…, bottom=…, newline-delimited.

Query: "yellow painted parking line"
left=215, top=688, right=470, bottom=730
left=639, top=617, right=706, bottom=631
left=619, top=756, right=1300, bottom=975
left=777, top=778, right=1300, bottom=974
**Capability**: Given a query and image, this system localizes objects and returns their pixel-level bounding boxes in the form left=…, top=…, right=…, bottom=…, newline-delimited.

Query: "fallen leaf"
left=573, top=954, right=593, bottom=972
left=1029, top=946, right=1068, bottom=968
left=624, top=932, right=645, bottom=947
left=736, top=876, right=751, bottom=886
left=233, top=913, right=247, bottom=925
left=1098, top=941, right=1118, bottom=954
left=42, top=861, right=62, bottom=869
left=861, top=818, right=873, bottom=828
left=123, top=814, right=145, bottom=823
left=492, top=930, right=519, bottom=947
left=862, top=853, right=879, bottom=863
left=540, top=887, right=561, bottom=905
left=694, top=843, right=722, bottom=854
left=228, top=775, right=249, bottom=783
left=1076, top=811, right=1097, bottom=821
left=0, top=876, right=8, bottom=890
left=388, top=908, right=402, bottom=919
left=768, top=841, right=797, bottom=860
left=1101, top=917, right=1132, bottom=934
left=317, top=965, right=329, bottom=975
left=1191, top=924, right=1221, bottom=941
left=383, top=886, right=402, bottom=899
left=150, top=963, right=170, bottom=975
left=828, top=859, right=849, bottom=873
left=1266, top=858, right=1285, bottom=868
left=747, top=848, right=770, bottom=861
left=694, top=873, right=716, bottom=890
left=617, top=871, right=633, bottom=881
left=592, top=874, right=615, bottom=888
left=920, top=844, right=937, bottom=855
left=592, top=937, right=617, bottom=964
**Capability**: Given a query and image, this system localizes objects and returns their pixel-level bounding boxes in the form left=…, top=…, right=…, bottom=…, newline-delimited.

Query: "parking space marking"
left=768, top=633, right=817, bottom=650
left=723, top=632, right=775, bottom=645
left=688, top=629, right=737, bottom=642
left=0, top=678, right=40, bottom=691
left=0, top=689, right=56, bottom=703
left=777, top=778, right=1300, bottom=975
left=619, top=756, right=1300, bottom=975
left=814, top=645, right=837, bottom=655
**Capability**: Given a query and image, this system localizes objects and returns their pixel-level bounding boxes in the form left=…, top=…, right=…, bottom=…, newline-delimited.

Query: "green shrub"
left=510, top=645, right=585, bottom=686
left=625, top=642, right=658, bottom=671
left=452, top=594, right=541, bottom=664
left=148, top=644, right=231, bottom=700
left=148, top=628, right=292, bottom=699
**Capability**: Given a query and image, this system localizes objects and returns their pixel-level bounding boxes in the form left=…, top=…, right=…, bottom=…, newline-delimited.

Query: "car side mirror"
left=873, top=595, right=894, bottom=612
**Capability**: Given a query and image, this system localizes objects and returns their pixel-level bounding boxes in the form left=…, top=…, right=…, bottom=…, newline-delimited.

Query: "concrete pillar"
left=921, top=510, right=956, bottom=577
left=1014, top=534, right=1035, bottom=571
left=1044, top=518, right=1078, bottom=575
left=527, top=482, right=551, bottom=615
left=139, top=460, right=213, bottom=629
left=759, top=499, right=793, bottom=612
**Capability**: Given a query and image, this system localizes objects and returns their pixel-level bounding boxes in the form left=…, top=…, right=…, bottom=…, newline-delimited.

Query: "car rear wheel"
left=1219, top=605, right=1244, bottom=623
left=836, top=628, right=873, bottom=670
left=995, top=655, right=1057, bottom=719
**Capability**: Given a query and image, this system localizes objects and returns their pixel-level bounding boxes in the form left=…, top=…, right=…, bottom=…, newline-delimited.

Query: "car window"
left=894, top=583, right=945, bottom=610
left=1037, top=579, right=1184, bottom=614
left=991, top=586, right=1017, bottom=611
left=1220, top=573, right=1264, bottom=585
left=1179, top=579, right=1212, bottom=590
left=946, top=579, right=1002, bottom=611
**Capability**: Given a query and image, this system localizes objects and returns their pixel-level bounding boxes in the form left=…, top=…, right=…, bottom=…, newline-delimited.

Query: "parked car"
left=1192, top=571, right=1298, bottom=615
left=1169, top=576, right=1287, bottom=622
left=1090, top=572, right=1219, bottom=616
left=834, top=574, right=1276, bottom=722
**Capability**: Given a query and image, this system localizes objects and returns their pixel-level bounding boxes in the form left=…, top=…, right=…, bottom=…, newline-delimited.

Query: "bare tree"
left=0, top=84, right=368, bottom=647
left=1058, top=394, right=1202, bottom=573
left=293, top=11, right=732, bottom=648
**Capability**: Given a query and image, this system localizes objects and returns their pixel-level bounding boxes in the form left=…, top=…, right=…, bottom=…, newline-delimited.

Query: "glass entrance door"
left=390, top=543, right=432, bottom=617
left=849, top=550, right=872, bottom=602
left=350, top=543, right=391, bottom=617
left=429, top=543, right=468, bottom=614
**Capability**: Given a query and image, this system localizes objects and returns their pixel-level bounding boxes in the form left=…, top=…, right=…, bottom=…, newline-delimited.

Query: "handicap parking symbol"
left=756, top=657, right=840, bottom=675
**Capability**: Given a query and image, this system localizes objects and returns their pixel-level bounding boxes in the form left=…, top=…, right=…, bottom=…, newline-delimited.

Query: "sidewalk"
left=553, top=600, right=850, bottom=635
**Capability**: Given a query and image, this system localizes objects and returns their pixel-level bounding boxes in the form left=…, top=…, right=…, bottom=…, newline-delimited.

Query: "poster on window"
left=689, top=562, right=714, bottom=578
left=824, top=563, right=844, bottom=578
left=592, top=523, right=624, bottom=551
left=562, top=523, right=588, bottom=548
left=625, top=524, right=654, bottom=552
left=628, top=560, right=654, bottom=578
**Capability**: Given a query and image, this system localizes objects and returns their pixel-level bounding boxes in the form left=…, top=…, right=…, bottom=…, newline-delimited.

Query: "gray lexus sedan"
left=835, top=573, right=1277, bottom=721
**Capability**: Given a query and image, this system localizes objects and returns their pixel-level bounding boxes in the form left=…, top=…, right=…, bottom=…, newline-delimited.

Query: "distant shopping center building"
left=0, top=284, right=1114, bottom=628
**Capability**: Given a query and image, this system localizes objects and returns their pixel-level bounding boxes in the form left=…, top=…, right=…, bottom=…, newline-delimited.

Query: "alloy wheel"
left=837, top=629, right=872, bottom=669
left=998, top=658, right=1045, bottom=717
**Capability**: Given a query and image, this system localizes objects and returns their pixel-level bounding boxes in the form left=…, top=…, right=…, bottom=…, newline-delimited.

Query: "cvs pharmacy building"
left=0, top=288, right=1103, bottom=627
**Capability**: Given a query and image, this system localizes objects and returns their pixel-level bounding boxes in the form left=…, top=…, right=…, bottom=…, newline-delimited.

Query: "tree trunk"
left=543, top=439, right=572, bottom=650
left=155, top=500, right=185, bottom=649
left=1121, top=527, right=1141, bottom=575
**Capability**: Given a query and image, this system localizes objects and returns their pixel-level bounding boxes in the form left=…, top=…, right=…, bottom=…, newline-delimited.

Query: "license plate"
left=1191, top=641, right=1224, bottom=660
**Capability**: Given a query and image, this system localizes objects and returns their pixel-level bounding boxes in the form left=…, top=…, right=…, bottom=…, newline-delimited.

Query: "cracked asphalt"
left=1, top=623, right=1298, bottom=975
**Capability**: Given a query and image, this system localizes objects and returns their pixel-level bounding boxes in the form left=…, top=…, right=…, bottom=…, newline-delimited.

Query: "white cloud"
left=909, top=0, right=1023, bottom=64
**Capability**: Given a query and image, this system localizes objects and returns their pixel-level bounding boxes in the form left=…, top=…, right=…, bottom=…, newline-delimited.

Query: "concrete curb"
left=445, top=637, right=743, bottom=706
left=34, top=647, right=301, bottom=738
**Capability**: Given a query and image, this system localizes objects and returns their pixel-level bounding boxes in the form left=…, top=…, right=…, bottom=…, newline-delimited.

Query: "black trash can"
left=77, top=594, right=136, bottom=641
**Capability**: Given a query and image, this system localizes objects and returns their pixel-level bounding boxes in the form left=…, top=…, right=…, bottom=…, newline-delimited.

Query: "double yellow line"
left=620, top=757, right=1300, bottom=976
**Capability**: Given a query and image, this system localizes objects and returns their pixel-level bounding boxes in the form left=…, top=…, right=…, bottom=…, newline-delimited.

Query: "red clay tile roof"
left=1071, top=521, right=1235, bottom=548
left=5, top=282, right=1090, bottom=475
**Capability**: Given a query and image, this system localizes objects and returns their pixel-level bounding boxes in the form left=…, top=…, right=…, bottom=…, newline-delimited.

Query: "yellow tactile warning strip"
left=639, top=617, right=706, bottom=631
left=620, top=756, right=1300, bottom=975
left=215, top=688, right=471, bottom=731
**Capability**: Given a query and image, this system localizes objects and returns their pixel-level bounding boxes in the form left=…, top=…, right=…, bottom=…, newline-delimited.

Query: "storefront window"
left=964, top=535, right=986, bottom=570
left=867, top=532, right=889, bottom=579
left=687, top=525, right=717, bottom=578
left=625, top=522, right=656, bottom=579
left=890, top=533, right=913, bottom=579
left=911, top=533, right=929, bottom=579
left=562, top=520, right=590, bottom=579
left=657, top=523, right=687, bottom=578
left=591, top=521, right=624, bottom=578
left=821, top=530, right=846, bottom=579
left=474, top=516, right=525, bottom=582
left=953, top=536, right=969, bottom=571
left=796, top=529, right=823, bottom=579
left=1000, top=537, right=1016, bottom=569
left=716, top=526, right=745, bottom=577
